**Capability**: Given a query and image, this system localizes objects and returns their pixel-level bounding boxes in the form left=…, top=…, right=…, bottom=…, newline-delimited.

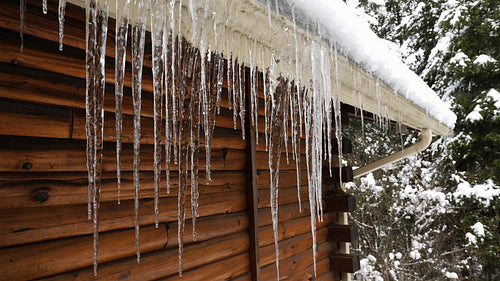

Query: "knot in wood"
left=32, top=188, right=50, bottom=203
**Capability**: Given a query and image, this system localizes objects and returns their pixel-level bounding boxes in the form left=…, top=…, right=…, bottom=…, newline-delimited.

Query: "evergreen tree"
left=343, top=1, right=500, bottom=280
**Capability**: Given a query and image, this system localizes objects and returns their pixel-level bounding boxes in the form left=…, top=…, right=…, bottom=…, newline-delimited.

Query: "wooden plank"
left=258, top=213, right=336, bottom=247
left=0, top=136, right=246, bottom=172
left=260, top=242, right=334, bottom=281
left=257, top=186, right=310, bottom=209
left=40, top=232, right=250, bottom=281
left=330, top=254, right=361, bottom=273
left=324, top=193, right=357, bottom=213
left=327, top=225, right=359, bottom=243
left=256, top=170, right=308, bottom=190
left=0, top=171, right=246, bottom=209
left=259, top=227, right=328, bottom=268
left=315, top=271, right=340, bottom=281
left=0, top=25, right=156, bottom=94
left=0, top=98, right=72, bottom=138
left=245, top=69, right=260, bottom=281
left=0, top=191, right=246, bottom=247
left=158, top=253, right=250, bottom=281
left=0, top=0, right=153, bottom=68
left=257, top=201, right=312, bottom=227
left=0, top=212, right=247, bottom=280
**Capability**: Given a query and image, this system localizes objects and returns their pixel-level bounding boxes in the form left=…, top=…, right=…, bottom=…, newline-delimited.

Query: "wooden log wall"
left=0, top=0, right=360, bottom=280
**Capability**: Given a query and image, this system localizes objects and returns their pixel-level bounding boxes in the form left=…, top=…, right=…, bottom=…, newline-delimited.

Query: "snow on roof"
left=267, top=0, right=456, bottom=129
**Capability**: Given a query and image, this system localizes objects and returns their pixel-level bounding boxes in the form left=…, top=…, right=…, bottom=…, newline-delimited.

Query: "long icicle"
left=20, top=0, right=25, bottom=52
left=58, top=0, right=67, bottom=51
left=85, top=0, right=97, bottom=271
left=131, top=0, right=149, bottom=264
left=114, top=0, right=130, bottom=204
left=151, top=0, right=166, bottom=228
left=269, top=80, right=287, bottom=281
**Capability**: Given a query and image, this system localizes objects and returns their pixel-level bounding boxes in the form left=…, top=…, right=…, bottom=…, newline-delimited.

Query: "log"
left=258, top=213, right=336, bottom=247
left=257, top=186, right=310, bottom=209
left=0, top=136, right=246, bottom=172
left=315, top=271, right=340, bottom=281
left=158, top=253, right=249, bottom=281
left=0, top=98, right=71, bottom=139
left=259, top=227, right=328, bottom=267
left=324, top=193, right=357, bottom=213
left=256, top=170, right=308, bottom=190
left=0, top=170, right=246, bottom=209
left=328, top=225, right=359, bottom=243
left=0, top=63, right=152, bottom=118
left=0, top=191, right=246, bottom=247
left=0, top=212, right=248, bottom=280
left=257, top=201, right=311, bottom=227
left=0, top=0, right=154, bottom=68
left=330, top=254, right=361, bottom=273
left=232, top=273, right=253, bottom=281
left=0, top=27, right=156, bottom=94
left=40, top=232, right=250, bottom=281
left=260, top=242, right=334, bottom=281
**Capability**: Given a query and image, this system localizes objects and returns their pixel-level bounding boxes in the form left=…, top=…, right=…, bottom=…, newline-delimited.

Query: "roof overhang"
left=67, top=0, right=454, bottom=135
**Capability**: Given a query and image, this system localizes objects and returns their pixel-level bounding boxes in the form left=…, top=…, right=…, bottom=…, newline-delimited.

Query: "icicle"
left=42, top=0, right=47, bottom=14
left=20, top=0, right=25, bottom=52
left=164, top=31, right=171, bottom=194
left=266, top=0, right=272, bottom=27
left=189, top=51, right=200, bottom=241
left=176, top=42, right=192, bottom=278
left=269, top=80, right=287, bottom=281
left=84, top=0, right=109, bottom=275
left=130, top=0, right=149, bottom=264
left=151, top=0, right=165, bottom=228
left=358, top=91, right=365, bottom=136
left=332, top=42, right=343, bottom=188
left=58, top=0, right=67, bottom=51
left=114, top=0, right=130, bottom=204
left=238, top=62, right=246, bottom=140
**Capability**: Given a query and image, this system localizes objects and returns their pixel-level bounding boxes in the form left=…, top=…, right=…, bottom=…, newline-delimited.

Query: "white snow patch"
left=465, top=232, right=477, bottom=245
left=465, top=105, right=483, bottom=122
left=454, top=179, right=500, bottom=207
left=450, top=52, right=470, bottom=67
left=445, top=271, right=459, bottom=279
left=471, top=222, right=485, bottom=237
left=410, top=249, right=421, bottom=260
left=473, top=54, right=497, bottom=65
left=486, top=88, right=500, bottom=108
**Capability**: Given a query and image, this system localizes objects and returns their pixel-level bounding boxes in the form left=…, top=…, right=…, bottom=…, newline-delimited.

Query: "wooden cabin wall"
left=0, top=0, right=349, bottom=280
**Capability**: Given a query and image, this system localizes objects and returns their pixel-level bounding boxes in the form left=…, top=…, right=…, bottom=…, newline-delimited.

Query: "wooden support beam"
left=324, top=193, right=357, bottom=213
left=327, top=225, right=359, bottom=243
left=329, top=254, right=360, bottom=273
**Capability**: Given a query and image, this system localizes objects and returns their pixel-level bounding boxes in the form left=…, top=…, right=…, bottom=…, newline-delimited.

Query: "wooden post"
left=245, top=67, right=260, bottom=281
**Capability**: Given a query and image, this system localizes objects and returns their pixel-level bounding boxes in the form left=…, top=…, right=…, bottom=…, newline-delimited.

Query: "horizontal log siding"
left=0, top=0, right=348, bottom=279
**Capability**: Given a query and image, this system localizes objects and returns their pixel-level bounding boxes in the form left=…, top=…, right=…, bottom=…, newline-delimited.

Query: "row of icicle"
left=20, top=0, right=354, bottom=278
